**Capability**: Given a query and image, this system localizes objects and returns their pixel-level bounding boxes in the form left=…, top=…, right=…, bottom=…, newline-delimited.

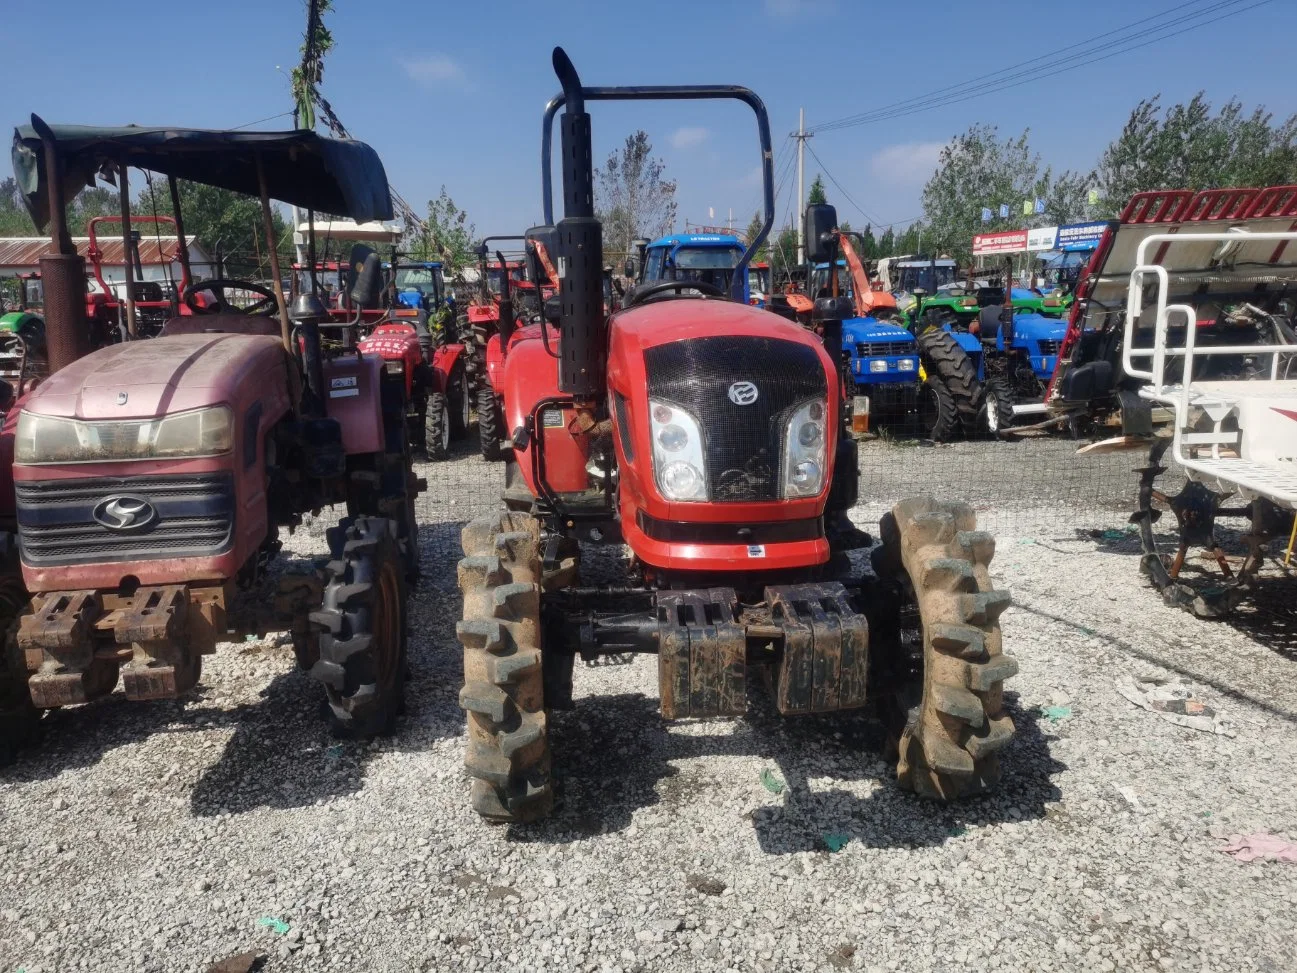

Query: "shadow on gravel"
left=498, top=688, right=1062, bottom=854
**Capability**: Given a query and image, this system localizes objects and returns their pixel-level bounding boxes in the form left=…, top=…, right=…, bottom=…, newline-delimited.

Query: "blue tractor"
left=631, top=232, right=750, bottom=302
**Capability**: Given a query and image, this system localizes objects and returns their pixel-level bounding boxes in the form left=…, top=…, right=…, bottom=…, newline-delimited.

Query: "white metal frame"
left=1124, top=230, right=1297, bottom=506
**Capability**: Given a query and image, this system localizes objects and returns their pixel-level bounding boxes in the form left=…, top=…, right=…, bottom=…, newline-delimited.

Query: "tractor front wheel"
left=477, top=386, right=505, bottom=461
left=426, top=392, right=450, bottom=461
left=456, top=510, right=553, bottom=823
left=872, top=498, right=1018, bottom=799
left=982, top=376, right=1016, bottom=439
left=311, top=517, right=408, bottom=738
left=917, top=329, right=981, bottom=435
left=918, top=378, right=959, bottom=442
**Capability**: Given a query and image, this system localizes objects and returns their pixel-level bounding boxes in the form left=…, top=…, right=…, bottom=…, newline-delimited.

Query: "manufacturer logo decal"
left=116, top=391, right=128, bottom=406
left=92, top=495, right=156, bottom=531
left=727, top=381, right=759, bottom=405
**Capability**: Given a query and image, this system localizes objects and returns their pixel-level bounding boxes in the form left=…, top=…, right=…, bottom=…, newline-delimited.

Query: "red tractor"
left=295, top=253, right=470, bottom=461
left=0, top=118, right=420, bottom=760
left=86, top=214, right=187, bottom=339
left=453, top=50, right=1019, bottom=823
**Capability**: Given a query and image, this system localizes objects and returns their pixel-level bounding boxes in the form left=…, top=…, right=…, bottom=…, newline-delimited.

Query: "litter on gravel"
left=759, top=768, right=785, bottom=794
left=1115, top=675, right=1235, bottom=736
left=1219, top=833, right=1297, bottom=864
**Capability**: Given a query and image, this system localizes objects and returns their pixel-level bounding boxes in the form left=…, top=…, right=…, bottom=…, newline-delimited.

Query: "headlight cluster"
left=898, top=358, right=916, bottom=371
left=649, top=399, right=707, bottom=501
left=15, top=406, right=235, bottom=465
left=782, top=399, right=827, bottom=497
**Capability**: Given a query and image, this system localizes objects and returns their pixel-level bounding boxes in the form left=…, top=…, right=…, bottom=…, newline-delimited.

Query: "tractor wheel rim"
left=373, top=558, right=401, bottom=692
left=441, top=408, right=451, bottom=451
left=986, top=392, right=999, bottom=432
left=460, top=382, right=471, bottom=428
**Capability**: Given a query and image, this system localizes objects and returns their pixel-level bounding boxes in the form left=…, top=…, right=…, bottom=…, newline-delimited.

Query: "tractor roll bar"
left=540, top=83, right=775, bottom=285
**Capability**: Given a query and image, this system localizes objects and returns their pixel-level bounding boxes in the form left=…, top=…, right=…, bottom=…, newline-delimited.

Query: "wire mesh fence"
left=407, top=428, right=1153, bottom=544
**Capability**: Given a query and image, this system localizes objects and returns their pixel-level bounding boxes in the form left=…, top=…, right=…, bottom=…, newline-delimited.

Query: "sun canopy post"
left=167, top=175, right=192, bottom=290
left=255, top=153, right=291, bottom=347
left=117, top=163, right=138, bottom=338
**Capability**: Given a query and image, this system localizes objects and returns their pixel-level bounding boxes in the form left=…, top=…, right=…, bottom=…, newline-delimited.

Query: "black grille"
left=855, top=341, right=913, bottom=358
left=16, top=472, right=235, bottom=566
left=614, top=392, right=633, bottom=461
left=644, top=336, right=828, bottom=502
left=1038, top=339, right=1062, bottom=356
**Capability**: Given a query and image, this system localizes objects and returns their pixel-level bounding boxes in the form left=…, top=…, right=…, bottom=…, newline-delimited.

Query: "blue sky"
left=5, top=0, right=1294, bottom=239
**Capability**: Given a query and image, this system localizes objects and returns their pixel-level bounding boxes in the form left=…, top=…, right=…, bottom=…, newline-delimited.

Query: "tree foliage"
left=410, top=187, right=476, bottom=273
left=136, top=179, right=290, bottom=276
left=807, top=174, right=827, bottom=205
left=596, top=131, right=678, bottom=259
left=1096, top=94, right=1297, bottom=212
left=920, top=124, right=1090, bottom=263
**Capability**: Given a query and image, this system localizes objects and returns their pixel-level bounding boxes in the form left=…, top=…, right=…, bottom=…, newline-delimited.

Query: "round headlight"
left=652, top=404, right=673, bottom=423
left=662, top=461, right=703, bottom=497
left=791, top=460, right=820, bottom=487
left=797, top=422, right=822, bottom=447
left=657, top=424, right=688, bottom=451
left=808, top=401, right=824, bottom=421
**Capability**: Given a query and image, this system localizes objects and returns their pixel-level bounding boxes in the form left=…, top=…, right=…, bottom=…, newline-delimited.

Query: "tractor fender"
left=322, top=354, right=385, bottom=456
left=430, top=342, right=465, bottom=393
left=484, top=332, right=506, bottom=390
left=467, top=303, right=499, bottom=325
left=500, top=336, right=589, bottom=495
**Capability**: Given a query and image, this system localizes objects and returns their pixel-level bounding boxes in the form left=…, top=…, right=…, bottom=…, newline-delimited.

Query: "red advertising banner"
left=973, top=230, right=1029, bottom=255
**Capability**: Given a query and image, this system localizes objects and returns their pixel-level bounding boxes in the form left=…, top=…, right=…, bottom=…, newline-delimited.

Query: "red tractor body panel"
left=358, top=322, right=425, bottom=397
left=320, top=355, right=385, bottom=455
left=430, top=343, right=465, bottom=395
left=467, top=303, right=500, bottom=326
left=501, top=300, right=838, bottom=572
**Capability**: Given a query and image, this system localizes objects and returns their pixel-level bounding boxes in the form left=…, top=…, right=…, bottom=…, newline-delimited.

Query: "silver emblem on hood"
left=92, top=496, right=156, bottom=531
left=116, top=391, right=128, bottom=405
left=727, top=381, right=759, bottom=405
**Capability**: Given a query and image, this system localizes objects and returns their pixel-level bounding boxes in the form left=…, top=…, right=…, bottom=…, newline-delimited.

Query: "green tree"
left=67, top=187, right=122, bottom=235
left=742, top=210, right=767, bottom=259
left=767, top=226, right=800, bottom=278
left=596, top=131, right=678, bottom=257
left=807, top=174, right=827, bottom=205
left=1096, top=94, right=1297, bottom=213
left=136, top=179, right=290, bottom=277
left=410, top=187, right=476, bottom=273
left=0, top=177, right=34, bottom=235
left=920, top=124, right=1089, bottom=263
left=878, top=227, right=896, bottom=256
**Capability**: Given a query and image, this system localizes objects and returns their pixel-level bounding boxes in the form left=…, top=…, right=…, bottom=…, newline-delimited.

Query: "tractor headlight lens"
left=649, top=399, right=706, bottom=501
left=384, top=360, right=405, bottom=375
left=15, top=406, right=235, bottom=465
left=898, top=358, right=916, bottom=371
left=782, top=399, right=828, bottom=497
left=869, top=359, right=889, bottom=373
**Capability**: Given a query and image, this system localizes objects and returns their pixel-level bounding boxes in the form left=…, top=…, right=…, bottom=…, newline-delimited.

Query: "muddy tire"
left=456, top=510, right=553, bottom=823
left=310, top=517, right=408, bottom=738
left=918, top=377, right=959, bottom=442
left=449, top=364, right=470, bottom=439
left=917, top=329, right=982, bottom=434
left=477, top=386, right=504, bottom=461
left=982, top=375, right=1016, bottom=439
left=872, top=498, right=1017, bottom=799
left=0, top=575, right=38, bottom=766
left=425, top=392, right=450, bottom=461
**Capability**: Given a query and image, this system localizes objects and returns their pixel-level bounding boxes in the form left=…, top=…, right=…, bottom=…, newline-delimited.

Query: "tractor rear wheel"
left=917, top=329, right=982, bottom=434
left=918, top=377, right=959, bottom=442
left=872, top=498, right=1018, bottom=799
left=0, top=575, right=38, bottom=766
left=457, top=510, right=553, bottom=823
left=311, top=517, right=408, bottom=738
left=477, top=386, right=505, bottom=461
left=425, top=392, right=450, bottom=461
left=982, top=376, right=1016, bottom=439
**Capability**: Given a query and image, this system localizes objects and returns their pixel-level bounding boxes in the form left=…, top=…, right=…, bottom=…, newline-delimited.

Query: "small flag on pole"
left=981, top=208, right=992, bottom=223
left=999, top=204, right=1009, bottom=219
left=1034, top=198, right=1045, bottom=214
left=1088, top=188, right=1100, bottom=206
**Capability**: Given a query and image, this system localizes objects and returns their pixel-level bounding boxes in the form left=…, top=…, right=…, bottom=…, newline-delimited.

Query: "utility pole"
left=794, top=108, right=811, bottom=265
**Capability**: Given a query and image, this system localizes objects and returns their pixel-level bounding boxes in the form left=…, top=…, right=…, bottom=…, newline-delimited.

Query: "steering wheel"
left=625, top=279, right=727, bottom=308
left=183, top=279, right=279, bottom=316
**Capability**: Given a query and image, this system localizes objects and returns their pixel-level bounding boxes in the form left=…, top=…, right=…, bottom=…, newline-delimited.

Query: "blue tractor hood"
left=842, top=316, right=916, bottom=345
left=1009, top=311, right=1067, bottom=344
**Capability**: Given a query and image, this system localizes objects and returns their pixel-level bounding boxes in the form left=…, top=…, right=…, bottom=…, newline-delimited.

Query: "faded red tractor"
left=0, top=119, right=419, bottom=760
left=454, top=50, right=1019, bottom=823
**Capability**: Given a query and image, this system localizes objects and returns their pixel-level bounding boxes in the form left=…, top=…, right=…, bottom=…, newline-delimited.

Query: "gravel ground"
left=2, top=444, right=1296, bottom=973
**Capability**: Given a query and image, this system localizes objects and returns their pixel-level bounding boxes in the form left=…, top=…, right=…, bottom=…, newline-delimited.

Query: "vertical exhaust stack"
left=552, top=48, right=606, bottom=399
left=30, top=115, right=91, bottom=373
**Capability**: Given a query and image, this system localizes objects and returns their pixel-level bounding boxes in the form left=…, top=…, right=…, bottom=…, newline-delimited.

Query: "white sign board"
left=1026, top=226, right=1058, bottom=252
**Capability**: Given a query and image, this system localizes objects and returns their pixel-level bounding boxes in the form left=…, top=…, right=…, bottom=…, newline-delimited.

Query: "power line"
left=230, top=111, right=295, bottom=131
left=803, top=141, right=881, bottom=226
left=811, top=0, right=1269, bottom=133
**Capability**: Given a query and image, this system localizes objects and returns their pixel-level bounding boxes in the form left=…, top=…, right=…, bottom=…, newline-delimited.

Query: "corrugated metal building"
left=0, top=236, right=215, bottom=284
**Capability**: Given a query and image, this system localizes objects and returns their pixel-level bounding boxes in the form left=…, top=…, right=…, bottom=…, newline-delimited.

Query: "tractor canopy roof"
left=1077, top=186, right=1297, bottom=312
left=646, top=233, right=744, bottom=251
left=12, top=122, right=393, bottom=231
left=895, top=257, right=956, bottom=268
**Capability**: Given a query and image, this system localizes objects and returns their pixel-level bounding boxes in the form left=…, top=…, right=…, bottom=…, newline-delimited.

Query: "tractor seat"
left=160, top=313, right=282, bottom=338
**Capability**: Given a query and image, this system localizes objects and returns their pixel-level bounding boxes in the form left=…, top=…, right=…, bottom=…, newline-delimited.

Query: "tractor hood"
left=842, top=316, right=916, bottom=346
left=1011, top=312, right=1067, bottom=341
left=21, top=333, right=286, bottom=420
left=613, top=297, right=829, bottom=355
